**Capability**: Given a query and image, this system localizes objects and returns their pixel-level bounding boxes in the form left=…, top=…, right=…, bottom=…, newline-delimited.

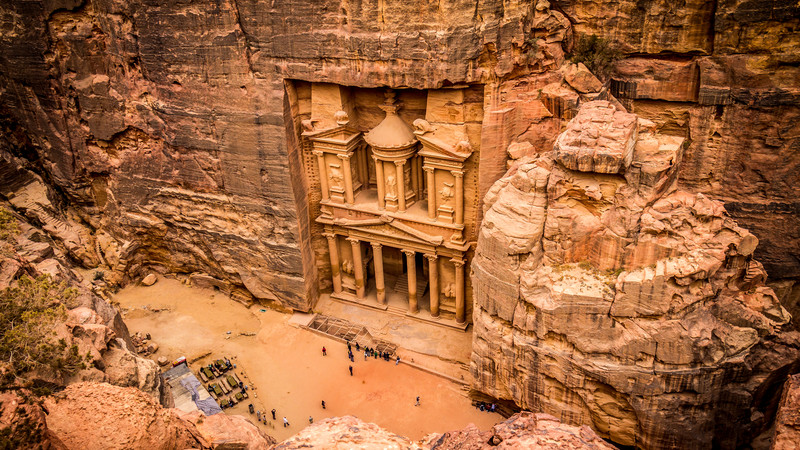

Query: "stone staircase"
left=391, top=271, right=428, bottom=312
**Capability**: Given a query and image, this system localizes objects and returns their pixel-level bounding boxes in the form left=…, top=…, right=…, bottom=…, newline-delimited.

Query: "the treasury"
left=0, top=1, right=799, bottom=449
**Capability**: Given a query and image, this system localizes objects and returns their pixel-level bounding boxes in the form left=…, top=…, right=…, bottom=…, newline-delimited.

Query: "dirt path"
left=114, top=277, right=501, bottom=442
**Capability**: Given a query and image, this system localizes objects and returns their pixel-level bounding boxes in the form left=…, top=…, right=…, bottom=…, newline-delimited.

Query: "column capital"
left=346, top=237, right=360, bottom=244
left=322, top=232, right=337, bottom=240
left=423, top=165, right=434, bottom=173
left=450, top=170, right=464, bottom=178
left=370, top=242, right=383, bottom=250
left=394, top=159, right=406, bottom=167
left=312, top=149, right=325, bottom=157
left=401, top=249, right=416, bottom=257
left=424, top=253, right=437, bottom=262
left=450, top=257, right=465, bottom=267
left=338, top=153, right=352, bottom=161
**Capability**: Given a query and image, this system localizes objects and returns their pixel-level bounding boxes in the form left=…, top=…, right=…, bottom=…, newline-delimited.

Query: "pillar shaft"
left=348, top=238, right=365, bottom=299
left=371, top=243, right=385, bottom=304
left=324, top=233, right=342, bottom=294
left=453, top=258, right=465, bottom=324
left=341, top=154, right=354, bottom=205
left=425, top=254, right=439, bottom=318
left=453, top=170, right=464, bottom=225
left=395, top=160, right=406, bottom=212
left=315, top=151, right=329, bottom=202
left=374, top=157, right=385, bottom=210
left=425, top=167, right=436, bottom=220
left=403, top=250, right=418, bottom=313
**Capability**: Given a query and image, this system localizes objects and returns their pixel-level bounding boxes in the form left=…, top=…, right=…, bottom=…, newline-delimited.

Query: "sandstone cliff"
left=559, top=0, right=800, bottom=311
left=0, top=0, right=580, bottom=311
left=471, top=100, right=800, bottom=448
left=772, top=373, right=800, bottom=450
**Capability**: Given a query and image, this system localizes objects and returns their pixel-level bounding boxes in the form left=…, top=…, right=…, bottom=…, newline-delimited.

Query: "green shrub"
left=570, top=34, right=622, bottom=80
left=0, top=275, right=88, bottom=388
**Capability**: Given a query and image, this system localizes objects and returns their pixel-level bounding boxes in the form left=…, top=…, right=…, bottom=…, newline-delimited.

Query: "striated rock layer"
left=772, top=374, right=800, bottom=450
left=0, top=0, right=582, bottom=311
left=471, top=101, right=800, bottom=448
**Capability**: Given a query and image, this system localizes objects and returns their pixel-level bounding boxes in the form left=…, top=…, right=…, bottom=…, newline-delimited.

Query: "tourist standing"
left=283, top=417, right=289, bottom=427
left=415, top=396, right=420, bottom=406
left=321, top=400, right=326, bottom=409
left=396, top=356, right=401, bottom=365
left=349, top=365, right=353, bottom=376
left=322, top=346, right=326, bottom=356
left=271, top=409, right=276, bottom=420
left=309, top=416, right=314, bottom=424
left=364, top=350, right=369, bottom=360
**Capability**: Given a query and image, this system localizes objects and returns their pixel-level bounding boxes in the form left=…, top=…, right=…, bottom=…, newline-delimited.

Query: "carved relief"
left=342, top=259, right=354, bottom=275
left=440, top=182, right=454, bottom=201
left=330, top=165, right=343, bottom=188
left=443, top=283, right=455, bottom=298
left=386, top=174, right=397, bottom=197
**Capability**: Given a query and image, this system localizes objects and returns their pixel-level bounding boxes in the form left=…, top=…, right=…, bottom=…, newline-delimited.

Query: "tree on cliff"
left=570, top=34, right=621, bottom=81
left=0, top=274, right=88, bottom=390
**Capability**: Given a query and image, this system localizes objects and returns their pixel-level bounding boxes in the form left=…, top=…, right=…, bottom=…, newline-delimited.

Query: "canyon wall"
left=0, top=0, right=576, bottom=311
left=558, top=0, right=800, bottom=305
left=1, top=1, right=796, bottom=311
left=470, top=100, right=800, bottom=448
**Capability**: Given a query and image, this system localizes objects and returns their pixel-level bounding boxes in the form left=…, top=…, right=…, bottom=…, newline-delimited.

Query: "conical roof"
left=364, top=90, right=417, bottom=150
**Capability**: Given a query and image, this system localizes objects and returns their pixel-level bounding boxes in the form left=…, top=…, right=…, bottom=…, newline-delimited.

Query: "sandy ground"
left=114, top=277, right=501, bottom=442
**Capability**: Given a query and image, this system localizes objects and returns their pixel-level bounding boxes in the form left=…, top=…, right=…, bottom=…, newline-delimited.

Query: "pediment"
left=417, top=134, right=472, bottom=162
left=332, top=215, right=444, bottom=246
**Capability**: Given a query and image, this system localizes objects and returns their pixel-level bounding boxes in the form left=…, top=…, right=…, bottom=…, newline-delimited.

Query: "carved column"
left=417, top=156, right=424, bottom=198
left=424, top=166, right=436, bottom=220
left=374, top=156, right=385, bottom=210
left=340, top=154, right=354, bottom=205
left=403, top=250, right=418, bottom=313
left=395, top=160, right=406, bottom=212
left=347, top=237, right=365, bottom=299
left=324, top=232, right=342, bottom=294
left=452, top=257, right=465, bottom=324
left=452, top=170, right=464, bottom=225
left=314, top=151, right=330, bottom=202
left=371, top=243, right=386, bottom=304
left=425, top=253, right=439, bottom=317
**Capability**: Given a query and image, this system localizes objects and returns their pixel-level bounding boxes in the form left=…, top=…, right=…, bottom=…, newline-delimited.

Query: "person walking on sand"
left=309, top=416, right=314, bottom=424
left=322, top=346, right=326, bottom=356
left=396, top=356, right=401, bottom=365
left=415, top=396, right=420, bottom=406
left=364, top=349, right=369, bottom=360
left=271, top=409, right=276, bottom=420
left=283, top=417, right=289, bottom=427
left=349, top=365, right=353, bottom=376
left=321, top=400, right=326, bottom=409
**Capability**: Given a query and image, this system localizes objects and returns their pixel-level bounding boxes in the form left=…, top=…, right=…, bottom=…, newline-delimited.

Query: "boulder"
left=142, top=274, right=158, bottom=286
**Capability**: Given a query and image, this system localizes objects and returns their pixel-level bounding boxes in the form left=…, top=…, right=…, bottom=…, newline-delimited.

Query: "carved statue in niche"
left=334, top=110, right=349, bottom=126
left=342, top=260, right=354, bottom=275
left=330, top=165, right=343, bottom=188
left=386, top=174, right=397, bottom=196
left=440, top=182, right=454, bottom=201
left=350, top=155, right=358, bottom=182
left=443, top=283, right=455, bottom=298
left=404, top=164, right=412, bottom=192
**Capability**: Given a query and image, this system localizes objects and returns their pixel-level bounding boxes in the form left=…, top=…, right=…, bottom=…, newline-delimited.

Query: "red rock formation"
left=471, top=100, right=800, bottom=448
left=772, top=374, right=800, bottom=450
left=0, top=391, right=67, bottom=450
left=42, top=382, right=274, bottom=450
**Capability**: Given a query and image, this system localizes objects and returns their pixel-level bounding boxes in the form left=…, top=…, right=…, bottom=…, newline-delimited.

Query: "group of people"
left=476, top=401, right=497, bottom=413
left=343, top=341, right=395, bottom=362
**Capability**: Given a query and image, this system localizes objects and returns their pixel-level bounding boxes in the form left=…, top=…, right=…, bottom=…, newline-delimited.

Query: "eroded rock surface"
left=273, top=413, right=615, bottom=449
left=772, top=374, right=800, bottom=450
left=471, top=101, right=800, bottom=449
